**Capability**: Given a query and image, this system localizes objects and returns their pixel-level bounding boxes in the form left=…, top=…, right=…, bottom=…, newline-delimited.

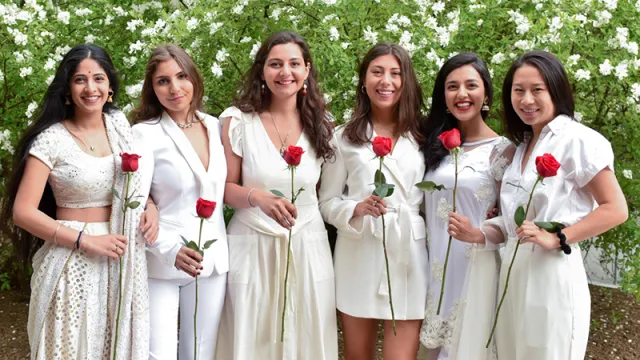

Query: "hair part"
left=232, top=31, right=334, bottom=160
left=1, top=44, right=119, bottom=267
left=501, top=50, right=575, bottom=144
left=421, top=52, right=493, bottom=173
left=132, top=44, right=204, bottom=123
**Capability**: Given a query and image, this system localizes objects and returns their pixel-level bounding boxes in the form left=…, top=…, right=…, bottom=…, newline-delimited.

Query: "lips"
left=455, top=101, right=472, bottom=110
left=376, top=89, right=395, bottom=99
left=169, top=95, right=185, bottom=102
left=276, top=80, right=295, bottom=86
left=82, top=95, right=101, bottom=104
left=520, top=108, right=539, bottom=116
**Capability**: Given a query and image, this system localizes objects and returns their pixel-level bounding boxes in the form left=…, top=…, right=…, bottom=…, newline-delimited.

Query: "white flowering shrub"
left=1, top=0, right=639, bottom=293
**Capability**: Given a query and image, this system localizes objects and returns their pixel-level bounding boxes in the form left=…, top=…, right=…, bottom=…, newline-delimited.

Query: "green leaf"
left=505, top=182, right=528, bottom=192
left=111, top=188, right=121, bottom=200
left=374, top=184, right=388, bottom=198
left=180, top=236, right=190, bottom=246
left=514, top=206, right=526, bottom=227
left=292, top=187, right=305, bottom=203
left=186, top=240, right=200, bottom=252
left=374, top=169, right=386, bottom=185
left=271, top=189, right=285, bottom=198
left=203, top=239, right=217, bottom=249
left=127, top=201, right=141, bottom=209
left=198, top=250, right=204, bottom=257
left=535, top=221, right=564, bottom=232
left=415, top=181, right=446, bottom=193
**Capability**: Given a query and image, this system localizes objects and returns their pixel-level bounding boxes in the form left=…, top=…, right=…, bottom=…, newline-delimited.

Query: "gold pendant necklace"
left=269, top=111, right=293, bottom=157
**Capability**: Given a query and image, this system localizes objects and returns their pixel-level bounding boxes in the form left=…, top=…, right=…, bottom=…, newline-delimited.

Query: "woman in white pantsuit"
left=319, top=43, right=428, bottom=360
left=457, top=51, right=628, bottom=360
left=215, top=31, right=337, bottom=360
left=132, top=45, right=229, bottom=360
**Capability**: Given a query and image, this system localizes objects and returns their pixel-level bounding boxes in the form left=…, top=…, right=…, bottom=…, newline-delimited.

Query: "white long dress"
left=215, top=107, right=338, bottom=360
left=494, top=115, right=612, bottom=360
left=419, top=137, right=514, bottom=360
left=319, top=125, right=428, bottom=320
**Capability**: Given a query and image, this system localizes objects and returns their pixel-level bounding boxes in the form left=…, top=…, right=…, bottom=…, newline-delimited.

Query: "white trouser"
left=148, top=272, right=227, bottom=360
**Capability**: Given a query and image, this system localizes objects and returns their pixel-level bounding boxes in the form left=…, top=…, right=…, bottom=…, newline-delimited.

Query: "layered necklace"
left=268, top=110, right=294, bottom=157
left=174, top=113, right=200, bottom=129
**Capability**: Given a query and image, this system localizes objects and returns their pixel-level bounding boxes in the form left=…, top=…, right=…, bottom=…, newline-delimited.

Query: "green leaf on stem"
left=271, top=189, right=285, bottom=198
left=292, top=187, right=305, bottom=203
left=505, top=182, right=528, bottom=192
left=181, top=235, right=190, bottom=246
left=535, top=221, right=564, bottom=232
left=415, top=181, right=446, bottom=192
left=374, top=183, right=395, bottom=198
left=185, top=240, right=200, bottom=253
left=374, top=169, right=386, bottom=185
left=203, top=239, right=217, bottom=249
left=514, top=205, right=526, bottom=227
left=127, top=201, right=141, bottom=209
left=111, top=188, right=121, bottom=200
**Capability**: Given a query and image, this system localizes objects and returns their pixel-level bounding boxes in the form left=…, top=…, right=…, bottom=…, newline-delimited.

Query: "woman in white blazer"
left=131, top=45, right=229, bottom=360
left=318, top=43, right=428, bottom=360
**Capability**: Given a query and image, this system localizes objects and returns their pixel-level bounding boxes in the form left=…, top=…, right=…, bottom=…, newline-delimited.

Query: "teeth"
left=378, top=90, right=393, bottom=95
left=85, top=96, right=99, bottom=101
left=523, top=109, right=537, bottom=113
left=456, top=102, right=471, bottom=107
left=278, top=80, right=294, bottom=84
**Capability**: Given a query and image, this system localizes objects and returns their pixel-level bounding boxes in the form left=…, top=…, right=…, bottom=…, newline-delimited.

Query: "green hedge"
left=1, top=0, right=639, bottom=295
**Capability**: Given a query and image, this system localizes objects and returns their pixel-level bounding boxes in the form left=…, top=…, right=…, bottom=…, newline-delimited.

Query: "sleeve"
left=565, top=128, right=614, bottom=188
left=489, top=137, right=516, bottom=182
left=479, top=215, right=507, bottom=249
left=147, top=226, right=183, bottom=268
left=318, top=133, right=363, bottom=233
left=219, top=106, right=245, bottom=157
left=28, top=128, right=58, bottom=169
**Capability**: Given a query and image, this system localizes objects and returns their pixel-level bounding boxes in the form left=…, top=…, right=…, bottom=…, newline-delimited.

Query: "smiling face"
left=364, top=54, right=402, bottom=112
left=511, top=64, right=556, bottom=130
left=152, top=59, right=194, bottom=118
left=68, top=58, right=112, bottom=115
left=444, top=64, right=486, bottom=123
left=262, top=42, right=309, bottom=100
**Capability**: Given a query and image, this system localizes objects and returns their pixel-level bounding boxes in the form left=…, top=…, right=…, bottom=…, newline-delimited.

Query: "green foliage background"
left=1, top=0, right=639, bottom=294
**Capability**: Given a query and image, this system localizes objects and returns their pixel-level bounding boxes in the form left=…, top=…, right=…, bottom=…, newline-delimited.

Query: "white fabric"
left=132, top=111, right=229, bottom=280
left=29, top=122, right=115, bottom=208
left=148, top=273, right=227, bottom=360
left=28, top=111, right=152, bottom=360
left=215, top=107, right=337, bottom=360
left=318, top=124, right=428, bottom=320
left=419, top=137, right=513, bottom=360
left=495, top=115, right=613, bottom=360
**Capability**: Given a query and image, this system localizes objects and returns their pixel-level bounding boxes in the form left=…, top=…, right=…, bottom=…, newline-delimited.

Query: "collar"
left=542, top=114, right=572, bottom=136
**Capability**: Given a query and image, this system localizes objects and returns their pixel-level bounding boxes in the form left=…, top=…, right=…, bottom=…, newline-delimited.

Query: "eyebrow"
left=446, top=79, right=478, bottom=85
left=73, top=72, right=105, bottom=78
left=513, top=82, right=546, bottom=87
left=154, top=71, right=184, bottom=80
left=370, top=65, right=401, bottom=71
left=267, top=57, right=302, bottom=62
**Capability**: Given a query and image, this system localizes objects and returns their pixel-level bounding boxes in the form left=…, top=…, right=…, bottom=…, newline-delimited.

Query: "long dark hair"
left=502, top=50, right=574, bottom=144
left=343, top=43, right=424, bottom=146
left=132, top=44, right=204, bottom=123
left=233, top=31, right=333, bottom=160
left=421, top=52, right=493, bottom=173
left=0, top=44, right=120, bottom=265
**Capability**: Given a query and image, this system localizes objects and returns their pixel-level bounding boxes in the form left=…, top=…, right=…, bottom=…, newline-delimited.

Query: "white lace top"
left=29, top=121, right=115, bottom=208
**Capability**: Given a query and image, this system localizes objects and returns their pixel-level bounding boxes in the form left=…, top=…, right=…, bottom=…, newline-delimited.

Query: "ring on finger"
left=372, top=200, right=377, bottom=206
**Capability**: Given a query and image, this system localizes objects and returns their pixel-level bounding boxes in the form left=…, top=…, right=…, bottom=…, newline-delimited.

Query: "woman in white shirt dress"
left=418, top=53, right=515, bottom=360
left=131, top=45, right=229, bottom=360
left=458, top=51, right=628, bottom=360
left=319, top=43, right=428, bottom=360
left=215, top=31, right=337, bottom=360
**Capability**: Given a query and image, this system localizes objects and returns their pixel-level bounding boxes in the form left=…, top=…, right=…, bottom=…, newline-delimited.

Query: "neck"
left=72, top=110, right=104, bottom=130
left=167, top=108, right=191, bottom=125
left=458, top=115, right=488, bottom=142
left=268, top=95, right=298, bottom=116
left=371, top=105, right=396, bottom=127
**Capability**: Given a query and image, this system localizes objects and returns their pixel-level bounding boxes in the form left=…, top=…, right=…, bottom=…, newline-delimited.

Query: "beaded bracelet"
left=555, top=224, right=572, bottom=255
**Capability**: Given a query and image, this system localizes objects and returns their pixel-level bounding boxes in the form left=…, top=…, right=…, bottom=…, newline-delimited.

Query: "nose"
left=381, top=71, right=392, bottom=85
left=280, top=64, right=291, bottom=76
left=86, top=79, right=96, bottom=92
left=457, top=86, right=468, bottom=98
left=522, top=91, right=534, bottom=104
left=169, top=80, right=179, bottom=93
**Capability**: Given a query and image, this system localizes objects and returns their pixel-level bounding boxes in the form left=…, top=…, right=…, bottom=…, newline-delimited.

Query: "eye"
left=513, top=88, right=523, bottom=93
left=74, top=77, right=85, bottom=83
left=447, top=85, right=458, bottom=90
left=269, top=62, right=281, bottom=68
left=157, top=78, right=168, bottom=85
left=178, top=73, right=188, bottom=80
left=372, top=70, right=382, bottom=75
left=467, top=83, right=478, bottom=89
left=392, top=71, right=401, bottom=77
left=95, top=76, right=105, bottom=82
left=534, top=87, right=544, bottom=93
left=291, top=62, right=301, bottom=67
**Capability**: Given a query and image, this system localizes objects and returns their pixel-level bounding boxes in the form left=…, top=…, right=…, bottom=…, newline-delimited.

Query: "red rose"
left=120, top=153, right=141, bottom=172
left=372, top=136, right=392, bottom=157
left=535, top=153, right=561, bottom=178
left=437, top=128, right=461, bottom=150
left=196, top=198, right=216, bottom=218
left=283, top=145, right=304, bottom=166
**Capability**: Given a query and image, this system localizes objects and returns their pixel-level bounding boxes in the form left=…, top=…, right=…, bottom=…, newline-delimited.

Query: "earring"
left=302, top=80, right=308, bottom=95
left=361, top=85, right=366, bottom=94
left=446, top=108, right=451, bottom=114
left=65, top=96, right=71, bottom=105
left=107, top=91, right=113, bottom=103
left=261, top=83, right=265, bottom=95
left=482, top=102, right=490, bottom=111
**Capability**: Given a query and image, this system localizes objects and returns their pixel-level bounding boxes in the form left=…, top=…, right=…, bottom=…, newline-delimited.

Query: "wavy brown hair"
left=132, top=44, right=204, bottom=123
left=342, top=43, right=424, bottom=146
left=232, top=31, right=334, bottom=160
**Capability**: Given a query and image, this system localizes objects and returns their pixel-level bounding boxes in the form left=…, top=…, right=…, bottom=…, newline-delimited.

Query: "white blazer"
left=132, top=111, right=229, bottom=280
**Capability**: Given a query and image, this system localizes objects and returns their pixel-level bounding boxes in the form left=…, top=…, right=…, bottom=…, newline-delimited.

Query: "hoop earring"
left=65, top=96, right=71, bottom=105
left=261, top=83, right=265, bottom=95
left=481, top=102, right=490, bottom=111
left=302, top=80, right=308, bottom=95
left=107, top=91, right=113, bottom=103
left=361, top=85, right=366, bottom=94
left=446, top=108, right=451, bottom=114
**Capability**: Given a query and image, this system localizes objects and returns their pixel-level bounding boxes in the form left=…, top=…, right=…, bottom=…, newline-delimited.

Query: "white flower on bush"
left=45, top=75, right=54, bottom=85
left=126, top=82, right=144, bottom=98
left=321, top=0, right=337, bottom=4
left=127, top=19, right=143, bottom=32
left=385, top=23, right=399, bottom=33
left=363, top=26, right=378, bottom=45
left=19, top=67, right=32, bottom=78
left=10, top=29, right=27, bottom=46
left=491, top=53, right=506, bottom=64
left=329, top=27, right=339, bottom=41
left=209, top=22, right=223, bottom=35
left=85, top=34, right=96, bottom=43
left=113, top=6, right=127, bottom=16
left=432, top=1, right=445, bottom=13
left=0, top=130, right=14, bottom=154
left=123, top=56, right=137, bottom=69
left=574, top=111, right=583, bottom=122
left=573, top=14, right=587, bottom=27
left=507, top=10, right=530, bottom=35
left=141, top=27, right=157, bottom=38
left=566, top=54, right=580, bottom=67
left=623, top=169, right=633, bottom=180
left=628, top=42, right=639, bottom=56
left=614, top=62, right=628, bottom=80
left=211, top=62, right=223, bottom=78
left=424, top=16, right=437, bottom=29
left=600, top=0, right=617, bottom=10
left=57, top=11, right=70, bottom=24
left=44, top=58, right=56, bottom=71
left=249, top=42, right=261, bottom=60
left=593, top=10, right=611, bottom=27
left=549, top=16, right=563, bottom=32
left=351, top=75, right=359, bottom=86
left=599, top=59, right=613, bottom=75
left=631, top=83, right=640, bottom=102
left=75, top=8, right=92, bottom=17
left=129, top=41, right=146, bottom=54
left=477, top=19, right=483, bottom=26
left=574, top=69, right=591, bottom=81
left=270, top=7, right=282, bottom=20
left=216, top=49, right=229, bottom=62
left=514, top=40, right=534, bottom=50
left=0, top=69, right=4, bottom=82
left=343, top=108, right=353, bottom=122
left=341, top=42, right=350, bottom=49
left=25, top=102, right=38, bottom=118
left=233, top=5, right=245, bottom=15
left=240, top=37, right=252, bottom=43
left=323, top=14, right=337, bottom=22
left=186, top=17, right=199, bottom=31
left=435, top=26, right=450, bottom=47
left=122, top=103, right=134, bottom=114
left=324, top=93, right=332, bottom=104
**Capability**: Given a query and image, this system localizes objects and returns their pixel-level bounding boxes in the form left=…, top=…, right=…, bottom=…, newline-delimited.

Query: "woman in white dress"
left=458, top=51, right=628, bottom=360
left=319, top=43, right=427, bottom=360
left=418, top=53, right=515, bottom=360
left=131, top=45, right=229, bottom=360
left=215, top=31, right=337, bottom=360
left=0, top=44, right=151, bottom=359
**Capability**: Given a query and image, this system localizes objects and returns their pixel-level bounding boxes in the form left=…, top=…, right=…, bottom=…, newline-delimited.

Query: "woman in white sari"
left=1, top=44, right=152, bottom=359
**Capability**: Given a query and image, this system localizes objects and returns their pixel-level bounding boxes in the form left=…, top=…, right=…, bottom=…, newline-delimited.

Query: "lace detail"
left=490, top=154, right=510, bottom=180
left=420, top=293, right=461, bottom=349
left=474, top=181, right=493, bottom=202
left=431, top=257, right=444, bottom=283
left=436, top=198, right=453, bottom=222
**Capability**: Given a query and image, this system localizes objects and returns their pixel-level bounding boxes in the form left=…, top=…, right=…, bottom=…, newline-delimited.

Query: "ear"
left=304, top=62, right=311, bottom=80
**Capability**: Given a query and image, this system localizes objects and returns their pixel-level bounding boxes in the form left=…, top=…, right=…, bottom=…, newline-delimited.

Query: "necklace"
left=268, top=111, right=293, bottom=156
left=174, top=114, right=199, bottom=129
left=66, top=121, right=96, bottom=152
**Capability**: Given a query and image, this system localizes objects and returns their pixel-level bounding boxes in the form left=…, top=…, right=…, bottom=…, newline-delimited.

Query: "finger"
left=139, top=214, right=147, bottom=230
left=185, top=248, right=204, bottom=264
left=178, top=261, right=199, bottom=277
left=371, top=195, right=383, bottom=203
left=377, top=198, right=388, bottom=207
left=284, top=202, right=298, bottom=220
left=141, top=218, right=152, bottom=232
left=148, top=228, right=159, bottom=244
left=368, top=205, right=380, bottom=218
left=115, top=234, right=128, bottom=245
left=375, top=203, right=387, bottom=215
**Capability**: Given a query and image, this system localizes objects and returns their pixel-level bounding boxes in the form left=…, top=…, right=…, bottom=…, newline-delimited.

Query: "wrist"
left=474, top=228, right=487, bottom=244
